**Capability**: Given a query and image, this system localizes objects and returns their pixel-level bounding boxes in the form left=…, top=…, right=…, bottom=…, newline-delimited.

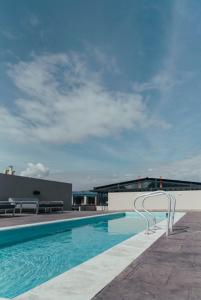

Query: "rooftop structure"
left=0, top=173, right=72, bottom=210
left=93, top=177, right=201, bottom=193
left=93, top=177, right=201, bottom=205
left=72, top=191, right=98, bottom=209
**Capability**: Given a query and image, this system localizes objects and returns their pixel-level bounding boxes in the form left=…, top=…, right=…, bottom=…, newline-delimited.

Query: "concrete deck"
left=0, top=211, right=110, bottom=228
left=93, top=212, right=201, bottom=300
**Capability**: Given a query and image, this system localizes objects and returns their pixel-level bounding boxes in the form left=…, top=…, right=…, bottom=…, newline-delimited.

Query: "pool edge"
left=0, top=212, right=123, bottom=232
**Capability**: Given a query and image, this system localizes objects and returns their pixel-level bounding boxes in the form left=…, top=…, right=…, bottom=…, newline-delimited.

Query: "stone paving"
left=93, top=212, right=201, bottom=300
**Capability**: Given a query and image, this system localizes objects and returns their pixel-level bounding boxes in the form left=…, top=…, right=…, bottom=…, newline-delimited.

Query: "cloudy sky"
left=1, top=0, right=201, bottom=190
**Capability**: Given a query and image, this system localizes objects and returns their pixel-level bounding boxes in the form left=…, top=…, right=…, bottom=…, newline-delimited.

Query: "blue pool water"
left=0, top=212, right=166, bottom=298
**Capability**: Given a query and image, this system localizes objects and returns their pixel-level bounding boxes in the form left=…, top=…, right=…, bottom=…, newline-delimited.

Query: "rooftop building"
left=93, top=177, right=201, bottom=205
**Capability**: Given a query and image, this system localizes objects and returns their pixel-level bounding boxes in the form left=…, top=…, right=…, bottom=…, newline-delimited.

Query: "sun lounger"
left=8, top=199, right=64, bottom=214
left=8, top=198, right=39, bottom=214
left=0, top=201, right=16, bottom=215
left=39, top=201, right=64, bottom=213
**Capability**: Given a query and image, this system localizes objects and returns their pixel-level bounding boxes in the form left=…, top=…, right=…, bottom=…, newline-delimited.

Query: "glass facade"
left=93, top=177, right=201, bottom=205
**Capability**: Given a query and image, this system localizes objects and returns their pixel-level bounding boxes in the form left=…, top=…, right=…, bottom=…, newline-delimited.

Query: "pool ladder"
left=134, top=191, right=176, bottom=236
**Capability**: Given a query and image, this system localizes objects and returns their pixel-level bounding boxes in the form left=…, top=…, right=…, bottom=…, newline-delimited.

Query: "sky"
left=1, top=0, right=201, bottom=190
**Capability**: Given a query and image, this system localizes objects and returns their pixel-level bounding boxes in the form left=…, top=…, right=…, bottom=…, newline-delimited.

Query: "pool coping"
left=0, top=212, right=186, bottom=300
left=0, top=212, right=122, bottom=231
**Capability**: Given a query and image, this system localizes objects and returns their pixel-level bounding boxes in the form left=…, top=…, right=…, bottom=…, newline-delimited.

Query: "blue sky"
left=1, top=0, right=201, bottom=190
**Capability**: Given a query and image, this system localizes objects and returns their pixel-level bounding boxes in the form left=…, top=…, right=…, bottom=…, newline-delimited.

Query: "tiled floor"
left=0, top=211, right=110, bottom=228
left=93, top=212, right=201, bottom=300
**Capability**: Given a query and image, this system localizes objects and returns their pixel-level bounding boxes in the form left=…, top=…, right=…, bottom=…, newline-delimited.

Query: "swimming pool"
left=0, top=212, right=166, bottom=298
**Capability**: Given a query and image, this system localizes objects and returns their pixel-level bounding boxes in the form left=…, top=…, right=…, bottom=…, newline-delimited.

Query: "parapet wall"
left=108, top=190, right=201, bottom=211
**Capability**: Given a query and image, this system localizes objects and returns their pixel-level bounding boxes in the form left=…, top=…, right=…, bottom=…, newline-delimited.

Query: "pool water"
left=0, top=212, right=166, bottom=298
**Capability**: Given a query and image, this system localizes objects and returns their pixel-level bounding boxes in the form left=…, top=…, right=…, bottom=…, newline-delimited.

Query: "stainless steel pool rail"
left=142, top=191, right=176, bottom=235
left=134, top=191, right=176, bottom=236
left=169, top=193, right=176, bottom=233
left=134, top=191, right=168, bottom=235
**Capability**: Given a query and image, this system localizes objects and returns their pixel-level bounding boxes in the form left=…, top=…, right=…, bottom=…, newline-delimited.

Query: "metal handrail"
left=134, top=190, right=176, bottom=236
left=168, top=193, right=176, bottom=233
left=142, top=192, right=165, bottom=229
left=172, top=194, right=176, bottom=227
left=143, top=191, right=172, bottom=235
left=134, top=191, right=163, bottom=234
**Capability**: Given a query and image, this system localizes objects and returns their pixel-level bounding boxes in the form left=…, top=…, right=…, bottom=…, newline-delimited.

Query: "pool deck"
left=0, top=211, right=110, bottom=228
left=93, top=212, right=201, bottom=300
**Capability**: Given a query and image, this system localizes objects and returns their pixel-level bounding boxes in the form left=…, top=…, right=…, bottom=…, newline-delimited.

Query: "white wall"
left=108, top=190, right=201, bottom=211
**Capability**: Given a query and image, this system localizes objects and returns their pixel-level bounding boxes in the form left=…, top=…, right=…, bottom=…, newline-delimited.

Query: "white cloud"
left=147, top=155, right=201, bottom=182
left=88, top=45, right=120, bottom=74
left=20, top=162, right=49, bottom=178
left=29, top=14, right=40, bottom=28
left=48, top=170, right=128, bottom=190
left=0, top=52, right=168, bottom=144
left=1, top=29, right=21, bottom=40
left=133, top=71, right=179, bottom=93
left=45, top=153, right=201, bottom=190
